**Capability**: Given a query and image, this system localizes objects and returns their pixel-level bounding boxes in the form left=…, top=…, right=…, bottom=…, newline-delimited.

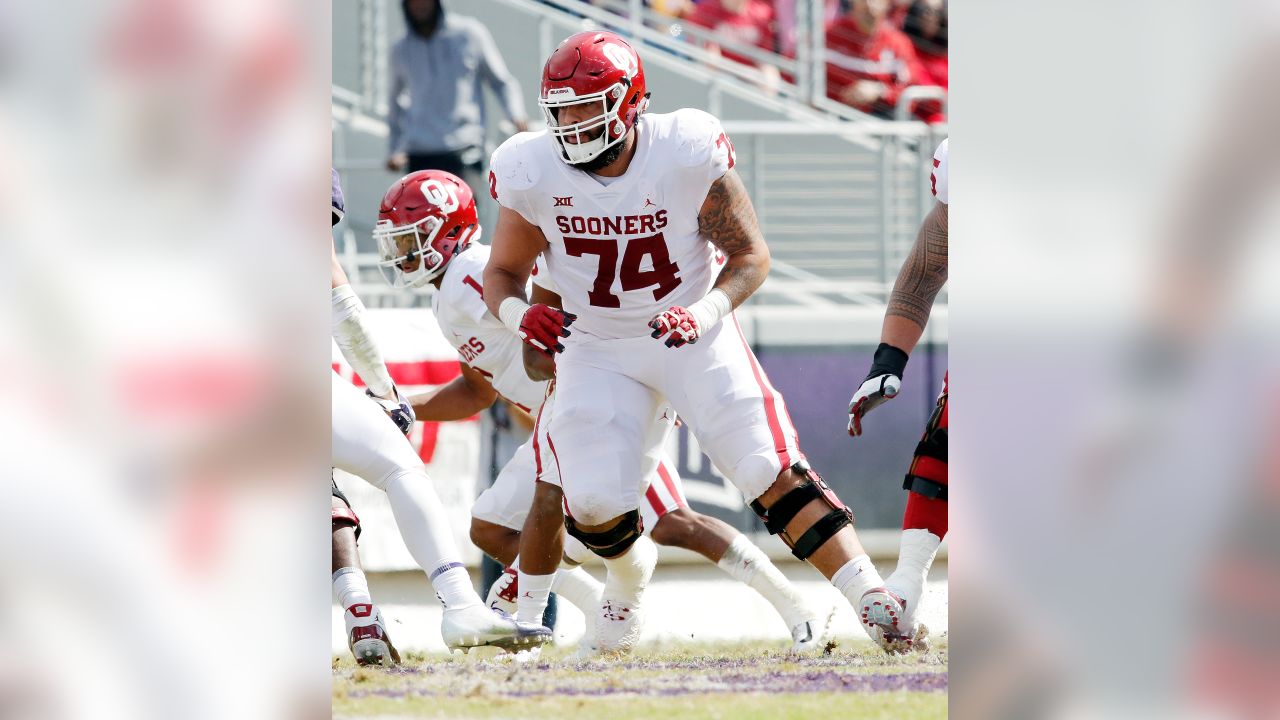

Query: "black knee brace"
left=332, top=476, right=361, bottom=540
left=912, top=401, right=948, bottom=463
left=903, top=474, right=948, bottom=500
left=903, top=399, right=948, bottom=501
left=749, top=460, right=853, bottom=561
left=565, top=509, right=643, bottom=558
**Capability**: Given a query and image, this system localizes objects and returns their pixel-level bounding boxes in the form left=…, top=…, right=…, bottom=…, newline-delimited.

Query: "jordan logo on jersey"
left=553, top=196, right=573, bottom=207
left=644, top=198, right=656, bottom=208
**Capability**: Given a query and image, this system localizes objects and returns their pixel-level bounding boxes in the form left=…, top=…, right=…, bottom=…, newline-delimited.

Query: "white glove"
left=847, top=343, right=909, bottom=437
left=847, top=374, right=902, bottom=436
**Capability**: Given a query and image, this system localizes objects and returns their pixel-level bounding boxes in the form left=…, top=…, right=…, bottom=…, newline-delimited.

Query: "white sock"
left=601, top=535, right=657, bottom=605
left=885, top=529, right=941, bottom=619
left=430, top=566, right=479, bottom=610
left=717, top=534, right=810, bottom=630
left=551, top=564, right=604, bottom=613
left=384, top=472, right=480, bottom=608
left=332, top=567, right=373, bottom=610
left=516, top=571, right=555, bottom=625
left=831, top=554, right=885, bottom=608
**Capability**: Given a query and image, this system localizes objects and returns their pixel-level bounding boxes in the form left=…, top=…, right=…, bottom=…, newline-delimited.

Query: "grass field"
left=333, top=638, right=948, bottom=719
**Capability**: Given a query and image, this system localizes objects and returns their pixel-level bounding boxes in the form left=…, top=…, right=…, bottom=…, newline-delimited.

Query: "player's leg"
left=643, top=461, right=833, bottom=653
left=548, top=351, right=661, bottom=655
left=661, top=319, right=893, bottom=644
left=468, top=516, right=521, bottom=622
left=470, top=437, right=535, bottom=569
left=470, top=519, right=519, bottom=567
left=503, top=479, right=605, bottom=634
left=866, top=379, right=948, bottom=648
left=332, top=374, right=478, bottom=607
left=331, top=373, right=549, bottom=651
left=503, top=395, right=568, bottom=627
left=332, top=478, right=400, bottom=665
left=472, top=435, right=604, bottom=621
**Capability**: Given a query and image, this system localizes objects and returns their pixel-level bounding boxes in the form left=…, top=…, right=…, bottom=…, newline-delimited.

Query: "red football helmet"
left=539, top=31, right=649, bottom=165
left=374, top=170, right=478, bottom=288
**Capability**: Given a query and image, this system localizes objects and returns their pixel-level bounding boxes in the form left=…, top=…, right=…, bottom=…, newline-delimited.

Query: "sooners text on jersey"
left=489, top=109, right=735, bottom=340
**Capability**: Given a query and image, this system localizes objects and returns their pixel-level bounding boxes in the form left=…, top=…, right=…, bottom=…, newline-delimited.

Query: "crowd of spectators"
left=581, top=0, right=947, bottom=122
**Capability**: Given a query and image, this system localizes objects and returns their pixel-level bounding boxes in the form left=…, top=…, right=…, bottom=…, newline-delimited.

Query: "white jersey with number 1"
left=488, top=109, right=733, bottom=341
left=431, top=243, right=549, bottom=413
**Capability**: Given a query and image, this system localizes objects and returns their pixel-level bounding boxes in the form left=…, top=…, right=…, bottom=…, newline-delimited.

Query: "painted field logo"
left=553, top=196, right=573, bottom=207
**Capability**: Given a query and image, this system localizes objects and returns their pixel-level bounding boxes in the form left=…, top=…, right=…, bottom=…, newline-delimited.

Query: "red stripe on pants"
left=729, top=318, right=793, bottom=468
left=655, top=462, right=687, bottom=508
left=645, top=485, right=668, bottom=518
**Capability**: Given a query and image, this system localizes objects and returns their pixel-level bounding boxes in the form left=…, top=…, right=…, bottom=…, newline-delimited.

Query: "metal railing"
left=332, top=120, right=945, bottom=310
left=895, top=85, right=948, bottom=121
left=342, top=0, right=945, bottom=129
left=503, top=0, right=872, bottom=128
left=527, top=0, right=947, bottom=124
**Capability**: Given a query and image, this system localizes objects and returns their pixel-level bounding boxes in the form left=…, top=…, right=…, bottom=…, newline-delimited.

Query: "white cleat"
left=345, top=603, right=401, bottom=667
left=589, top=537, right=657, bottom=657
left=589, top=598, right=644, bottom=657
left=510, top=646, right=542, bottom=663
left=789, top=603, right=838, bottom=655
left=859, top=587, right=922, bottom=654
left=485, top=566, right=519, bottom=616
left=440, top=604, right=552, bottom=653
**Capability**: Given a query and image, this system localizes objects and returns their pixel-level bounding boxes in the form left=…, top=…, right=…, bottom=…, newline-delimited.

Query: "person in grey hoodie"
left=386, top=0, right=529, bottom=229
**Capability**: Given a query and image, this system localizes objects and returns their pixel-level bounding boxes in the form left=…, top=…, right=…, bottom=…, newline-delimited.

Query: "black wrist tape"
left=866, top=343, right=909, bottom=380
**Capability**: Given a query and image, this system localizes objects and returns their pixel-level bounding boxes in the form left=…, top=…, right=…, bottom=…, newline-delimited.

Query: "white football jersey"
left=931, top=138, right=949, bottom=205
left=432, top=243, right=549, bottom=413
left=489, top=109, right=734, bottom=340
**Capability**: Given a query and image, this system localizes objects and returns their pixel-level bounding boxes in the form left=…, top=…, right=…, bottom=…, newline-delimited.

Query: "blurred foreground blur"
left=956, top=2, right=1280, bottom=718
left=0, top=0, right=329, bottom=717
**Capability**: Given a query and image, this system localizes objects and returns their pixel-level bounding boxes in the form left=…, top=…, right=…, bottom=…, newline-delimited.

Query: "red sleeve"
left=683, top=6, right=703, bottom=28
left=759, top=6, right=777, bottom=52
left=824, top=27, right=852, bottom=101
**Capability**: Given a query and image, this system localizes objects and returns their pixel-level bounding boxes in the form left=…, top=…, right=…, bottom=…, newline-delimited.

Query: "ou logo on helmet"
left=420, top=178, right=459, bottom=213
left=602, top=43, right=637, bottom=79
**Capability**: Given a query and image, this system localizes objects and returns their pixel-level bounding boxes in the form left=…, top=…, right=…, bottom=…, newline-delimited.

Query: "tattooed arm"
left=846, top=200, right=948, bottom=436
left=649, top=169, right=769, bottom=347
left=882, top=201, right=949, bottom=354
left=698, top=169, right=771, bottom=307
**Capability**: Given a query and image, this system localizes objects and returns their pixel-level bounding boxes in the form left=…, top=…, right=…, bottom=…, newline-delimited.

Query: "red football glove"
left=519, top=304, right=576, bottom=355
left=648, top=307, right=701, bottom=348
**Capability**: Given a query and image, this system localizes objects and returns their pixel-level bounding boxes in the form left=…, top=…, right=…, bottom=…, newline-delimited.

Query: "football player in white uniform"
left=483, top=32, right=894, bottom=653
left=330, top=169, right=550, bottom=658
left=330, top=169, right=402, bottom=665
left=846, top=139, right=948, bottom=651
left=374, top=169, right=833, bottom=655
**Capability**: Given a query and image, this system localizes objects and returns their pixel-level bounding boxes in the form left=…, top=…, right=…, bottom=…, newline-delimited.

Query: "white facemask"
left=374, top=216, right=478, bottom=288
left=539, top=83, right=629, bottom=165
